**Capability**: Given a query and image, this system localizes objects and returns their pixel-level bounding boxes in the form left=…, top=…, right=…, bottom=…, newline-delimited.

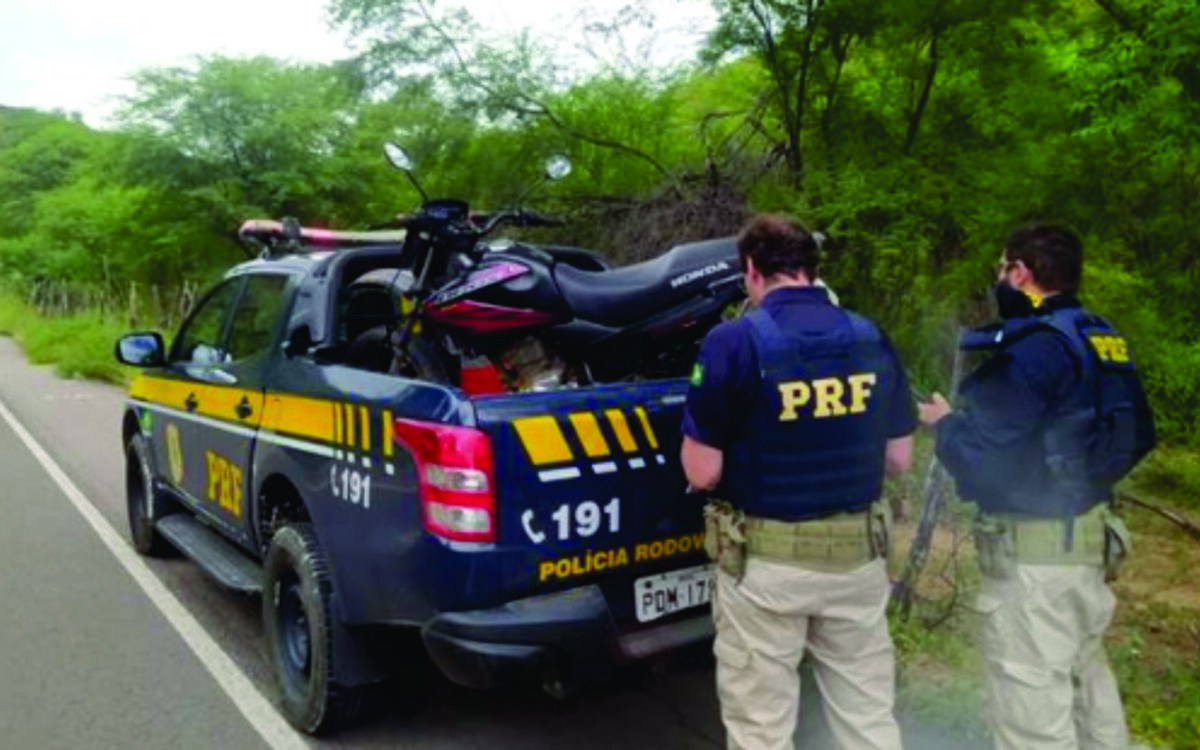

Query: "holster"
left=973, top=517, right=1017, bottom=580
left=868, top=500, right=894, bottom=570
left=1102, top=510, right=1132, bottom=583
left=703, top=500, right=747, bottom=581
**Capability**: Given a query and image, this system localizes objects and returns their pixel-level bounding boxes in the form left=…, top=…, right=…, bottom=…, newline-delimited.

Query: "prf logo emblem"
left=165, top=423, right=185, bottom=484
left=206, top=450, right=244, bottom=518
left=1088, top=334, right=1131, bottom=366
left=778, top=373, right=877, bottom=421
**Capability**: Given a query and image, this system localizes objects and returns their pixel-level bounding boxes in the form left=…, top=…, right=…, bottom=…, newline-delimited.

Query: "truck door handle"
left=235, top=397, right=253, bottom=420
left=185, top=393, right=199, bottom=413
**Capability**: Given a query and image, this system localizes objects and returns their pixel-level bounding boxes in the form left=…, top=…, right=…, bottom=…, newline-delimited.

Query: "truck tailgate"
left=472, top=379, right=710, bottom=630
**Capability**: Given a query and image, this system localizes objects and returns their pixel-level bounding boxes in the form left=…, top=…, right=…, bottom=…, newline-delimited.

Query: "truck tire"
left=263, top=523, right=362, bottom=734
left=125, top=433, right=176, bottom=557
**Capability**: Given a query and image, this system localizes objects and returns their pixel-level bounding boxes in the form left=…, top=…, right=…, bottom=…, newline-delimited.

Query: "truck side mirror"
left=115, top=333, right=166, bottom=367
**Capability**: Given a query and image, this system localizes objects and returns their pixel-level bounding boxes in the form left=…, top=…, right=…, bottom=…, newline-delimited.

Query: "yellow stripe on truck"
left=569, top=412, right=610, bottom=458
left=130, top=375, right=193, bottom=410
left=360, top=406, right=372, bottom=453
left=343, top=403, right=355, bottom=449
left=634, top=406, right=659, bottom=450
left=130, top=376, right=263, bottom=428
left=261, top=393, right=339, bottom=443
left=513, top=416, right=574, bottom=465
left=382, top=409, right=395, bottom=458
left=605, top=409, right=638, bottom=453
left=202, top=386, right=263, bottom=426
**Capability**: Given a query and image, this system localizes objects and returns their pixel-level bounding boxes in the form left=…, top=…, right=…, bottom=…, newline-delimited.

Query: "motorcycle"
left=343, top=142, right=747, bottom=392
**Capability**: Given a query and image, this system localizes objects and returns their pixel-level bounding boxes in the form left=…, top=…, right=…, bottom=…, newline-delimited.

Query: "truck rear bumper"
left=421, top=584, right=713, bottom=690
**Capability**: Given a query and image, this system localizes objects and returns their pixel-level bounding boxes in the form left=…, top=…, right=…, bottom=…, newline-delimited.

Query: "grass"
left=0, top=293, right=134, bottom=384
left=891, top=607, right=987, bottom=739
left=1130, top=448, right=1200, bottom=513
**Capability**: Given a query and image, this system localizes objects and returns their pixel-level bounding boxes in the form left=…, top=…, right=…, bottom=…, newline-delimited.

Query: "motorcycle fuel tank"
left=425, top=253, right=571, bottom=336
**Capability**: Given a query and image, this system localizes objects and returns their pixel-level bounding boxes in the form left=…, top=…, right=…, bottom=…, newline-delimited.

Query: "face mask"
left=994, top=280, right=1036, bottom=319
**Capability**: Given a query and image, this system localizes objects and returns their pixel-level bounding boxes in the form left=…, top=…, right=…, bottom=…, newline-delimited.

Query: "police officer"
left=919, top=222, right=1156, bottom=750
left=681, top=214, right=917, bottom=750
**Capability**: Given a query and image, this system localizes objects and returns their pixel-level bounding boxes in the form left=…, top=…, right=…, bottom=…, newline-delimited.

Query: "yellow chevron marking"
left=513, top=416, right=574, bottom=466
left=343, top=403, right=356, bottom=448
left=333, top=401, right=343, bottom=446
left=382, top=409, right=395, bottom=458
left=605, top=409, right=638, bottom=453
left=360, top=406, right=372, bottom=452
left=569, top=412, right=610, bottom=458
left=634, top=406, right=659, bottom=450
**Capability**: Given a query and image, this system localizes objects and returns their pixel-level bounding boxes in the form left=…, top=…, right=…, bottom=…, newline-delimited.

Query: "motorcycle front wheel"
left=388, top=335, right=456, bottom=386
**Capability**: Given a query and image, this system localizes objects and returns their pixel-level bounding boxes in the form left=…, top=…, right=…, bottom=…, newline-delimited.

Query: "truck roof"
left=225, top=243, right=405, bottom=279
left=226, top=252, right=333, bottom=277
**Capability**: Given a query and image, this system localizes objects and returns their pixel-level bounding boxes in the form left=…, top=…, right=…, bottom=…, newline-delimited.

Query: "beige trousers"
left=978, top=564, right=1128, bottom=750
left=713, top=556, right=902, bottom=750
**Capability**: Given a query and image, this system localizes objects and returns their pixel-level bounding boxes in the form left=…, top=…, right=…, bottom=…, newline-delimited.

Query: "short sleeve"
left=681, top=321, right=752, bottom=450
left=882, top=335, right=919, bottom=439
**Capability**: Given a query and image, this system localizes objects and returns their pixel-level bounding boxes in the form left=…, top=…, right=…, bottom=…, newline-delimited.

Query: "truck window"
left=226, top=274, right=292, bottom=362
left=170, top=279, right=242, bottom=365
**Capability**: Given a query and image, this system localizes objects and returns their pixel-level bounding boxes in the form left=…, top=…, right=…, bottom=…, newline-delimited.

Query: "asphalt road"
left=0, top=337, right=979, bottom=750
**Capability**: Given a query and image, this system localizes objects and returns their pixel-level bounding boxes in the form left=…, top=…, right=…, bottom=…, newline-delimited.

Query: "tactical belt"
left=744, top=509, right=878, bottom=573
left=980, top=503, right=1108, bottom=566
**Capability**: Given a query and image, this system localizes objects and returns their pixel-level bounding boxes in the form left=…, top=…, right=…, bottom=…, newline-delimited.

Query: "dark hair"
left=736, top=214, right=820, bottom=281
left=1004, top=222, right=1083, bottom=294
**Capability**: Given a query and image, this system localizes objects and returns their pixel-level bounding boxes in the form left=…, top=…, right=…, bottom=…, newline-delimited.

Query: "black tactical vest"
left=957, top=305, right=1156, bottom=518
left=718, top=307, right=898, bottom=521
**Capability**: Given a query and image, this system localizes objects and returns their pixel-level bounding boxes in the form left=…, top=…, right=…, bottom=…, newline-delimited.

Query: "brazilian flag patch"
left=690, top=363, right=705, bottom=386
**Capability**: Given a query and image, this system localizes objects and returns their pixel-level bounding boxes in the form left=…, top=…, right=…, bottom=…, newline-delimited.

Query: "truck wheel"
left=125, top=433, right=176, bottom=557
left=263, top=524, right=362, bottom=734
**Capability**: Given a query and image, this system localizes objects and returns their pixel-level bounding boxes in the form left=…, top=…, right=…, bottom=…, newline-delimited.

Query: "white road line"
left=0, top=397, right=308, bottom=750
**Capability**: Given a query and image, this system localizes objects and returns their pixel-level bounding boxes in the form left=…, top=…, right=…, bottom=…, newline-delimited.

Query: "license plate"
left=634, top=564, right=714, bottom=623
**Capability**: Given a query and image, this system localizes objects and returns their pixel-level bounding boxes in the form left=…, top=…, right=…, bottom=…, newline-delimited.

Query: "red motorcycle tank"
left=423, top=244, right=571, bottom=337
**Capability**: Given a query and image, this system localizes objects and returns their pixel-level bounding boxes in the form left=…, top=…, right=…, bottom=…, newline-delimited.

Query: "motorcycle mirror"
left=384, top=141, right=428, bottom=202
left=384, top=142, right=414, bottom=172
left=545, top=155, right=572, bottom=181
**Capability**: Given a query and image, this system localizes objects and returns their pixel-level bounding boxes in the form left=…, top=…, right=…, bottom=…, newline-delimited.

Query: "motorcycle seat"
left=553, top=237, right=738, bottom=327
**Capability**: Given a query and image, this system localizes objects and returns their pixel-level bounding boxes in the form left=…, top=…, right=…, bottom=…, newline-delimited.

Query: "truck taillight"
left=393, top=418, right=496, bottom=543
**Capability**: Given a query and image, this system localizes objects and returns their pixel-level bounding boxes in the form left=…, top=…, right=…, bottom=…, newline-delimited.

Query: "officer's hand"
left=918, top=392, right=952, bottom=426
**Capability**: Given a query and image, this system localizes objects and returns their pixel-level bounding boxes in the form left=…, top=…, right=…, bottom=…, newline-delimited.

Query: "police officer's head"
left=736, top=214, right=820, bottom=304
left=1001, top=223, right=1083, bottom=295
left=995, top=222, right=1083, bottom=318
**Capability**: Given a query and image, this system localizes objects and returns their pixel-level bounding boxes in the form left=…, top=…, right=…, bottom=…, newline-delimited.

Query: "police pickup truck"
left=115, top=228, right=714, bottom=733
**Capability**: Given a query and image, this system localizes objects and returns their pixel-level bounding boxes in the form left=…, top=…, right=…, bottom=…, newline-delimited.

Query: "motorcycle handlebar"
left=478, top=209, right=565, bottom=233
left=389, top=207, right=565, bottom=234
left=518, top=209, right=565, bottom=228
